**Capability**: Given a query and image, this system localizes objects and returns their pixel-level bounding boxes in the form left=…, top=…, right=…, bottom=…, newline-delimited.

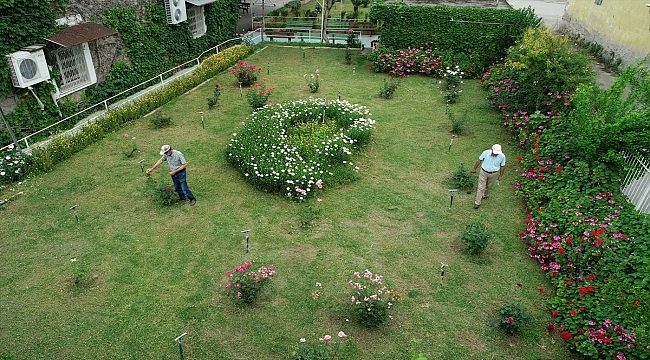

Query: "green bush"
left=224, top=262, right=275, bottom=304
left=346, top=270, right=396, bottom=328
left=460, top=222, right=494, bottom=255
left=451, top=163, right=473, bottom=191
left=147, top=177, right=177, bottom=206
left=150, top=113, right=172, bottom=128
left=492, top=302, right=531, bottom=334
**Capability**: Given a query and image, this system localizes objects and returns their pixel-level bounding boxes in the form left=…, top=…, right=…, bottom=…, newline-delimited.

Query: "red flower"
left=539, top=287, right=545, bottom=293
left=558, top=247, right=565, bottom=254
left=549, top=271, right=558, bottom=277
left=588, top=275, right=596, bottom=281
left=569, top=309, right=577, bottom=316
left=527, top=214, right=533, bottom=219
left=165, top=187, right=171, bottom=193
left=579, top=306, right=585, bottom=311
left=568, top=301, right=574, bottom=305
left=604, top=337, right=612, bottom=344
left=555, top=168, right=562, bottom=173
left=551, top=310, right=559, bottom=317
left=560, top=331, right=572, bottom=341
left=537, top=176, right=544, bottom=181
left=633, top=301, right=640, bottom=306
left=517, top=156, right=523, bottom=161
left=591, top=229, right=605, bottom=237
left=587, top=286, right=595, bottom=293
left=595, top=239, right=603, bottom=246
left=577, top=328, right=584, bottom=334
left=579, top=287, right=589, bottom=294
left=547, top=323, right=556, bottom=331
left=564, top=280, right=572, bottom=285
left=565, top=237, right=573, bottom=245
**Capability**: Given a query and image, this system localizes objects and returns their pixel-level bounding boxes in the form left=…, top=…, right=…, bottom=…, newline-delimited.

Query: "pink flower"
left=323, top=335, right=332, bottom=341
left=506, top=317, right=514, bottom=324
left=225, top=283, right=231, bottom=289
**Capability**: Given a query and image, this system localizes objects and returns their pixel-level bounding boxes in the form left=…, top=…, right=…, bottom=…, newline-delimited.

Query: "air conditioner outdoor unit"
left=6, top=48, right=51, bottom=88
left=165, top=0, right=187, bottom=24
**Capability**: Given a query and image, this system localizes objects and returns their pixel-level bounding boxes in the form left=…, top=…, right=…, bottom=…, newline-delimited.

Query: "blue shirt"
left=479, top=149, right=505, bottom=172
left=160, top=150, right=187, bottom=171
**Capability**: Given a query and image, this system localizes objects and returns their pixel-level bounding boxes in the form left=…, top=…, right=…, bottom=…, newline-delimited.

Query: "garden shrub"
left=460, top=222, right=494, bottom=255
left=291, top=332, right=354, bottom=360
left=369, top=2, right=540, bottom=77
left=378, top=78, right=399, bottom=99
left=223, top=261, right=275, bottom=304
left=482, top=27, right=595, bottom=114
left=226, top=98, right=374, bottom=199
left=450, top=163, right=473, bottom=192
left=346, top=269, right=396, bottom=328
left=149, top=113, right=172, bottom=128
left=493, top=302, right=531, bottom=334
left=497, top=60, right=650, bottom=358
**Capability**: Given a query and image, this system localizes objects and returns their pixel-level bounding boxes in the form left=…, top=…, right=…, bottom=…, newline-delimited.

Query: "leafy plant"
left=246, top=81, right=274, bottom=110
left=291, top=332, right=353, bottom=360
left=346, top=269, right=397, bottom=328
left=460, top=222, right=494, bottom=255
left=0, top=144, right=29, bottom=185
left=441, top=65, right=464, bottom=103
left=446, top=106, right=468, bottom=135
left=207, top=84, right=222, bottom=109
left=146, top=177, right=177, bottom=206
left=224, top=261, right=275, bottom=304
left=232, top=60, right=261, bottom=87
left=150, top=113, right=172, bottom=128
left=368, top=43, right=444, bottom=78
left=493, top=302, right=531, bottom=334
left=379, top=78, right=399, bottom=99
left=122, top=133, right=138, bottom=159
left=304, top=70, right=320, bottom=93
left=451, top=163, right=474, bottom=192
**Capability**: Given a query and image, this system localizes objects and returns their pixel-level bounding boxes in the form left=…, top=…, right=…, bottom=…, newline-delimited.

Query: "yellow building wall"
left=565, top=0, right=649, bottom=63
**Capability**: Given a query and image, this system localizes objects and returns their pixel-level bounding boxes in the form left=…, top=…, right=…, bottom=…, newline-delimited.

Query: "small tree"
left=492, top=302, right=531, bottom=334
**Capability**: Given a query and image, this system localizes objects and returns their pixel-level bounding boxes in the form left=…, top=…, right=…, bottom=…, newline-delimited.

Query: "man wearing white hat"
left=147, top=145, right=197, bottom=206
left=470, top=144, right=505, bottom=209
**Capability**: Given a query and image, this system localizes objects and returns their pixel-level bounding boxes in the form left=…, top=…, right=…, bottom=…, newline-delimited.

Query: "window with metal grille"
left=54, top=43, right=96, bottom=95
left=187, top=5, right=206, bottom=38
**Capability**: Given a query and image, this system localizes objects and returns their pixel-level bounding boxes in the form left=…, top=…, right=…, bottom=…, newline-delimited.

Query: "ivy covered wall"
left=369, top=2, right=541, bottom=76
left=0, top=0, right=62, bottom=96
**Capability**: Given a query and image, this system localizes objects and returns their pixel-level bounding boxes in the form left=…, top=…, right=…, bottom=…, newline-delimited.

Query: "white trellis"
left=621, top=151, right=650, bottom=214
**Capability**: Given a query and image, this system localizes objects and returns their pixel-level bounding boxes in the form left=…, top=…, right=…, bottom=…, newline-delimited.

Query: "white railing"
left=621, top=151, right=650, bottom=214
left=1, top=33, right=259, bottom=152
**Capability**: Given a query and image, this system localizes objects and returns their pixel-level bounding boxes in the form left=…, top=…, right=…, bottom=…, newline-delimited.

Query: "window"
left=187, top=5, right=206, bottom=38
left=54, top=42, right=97, bottom=96
left=594, top=0, right=603, bottom=5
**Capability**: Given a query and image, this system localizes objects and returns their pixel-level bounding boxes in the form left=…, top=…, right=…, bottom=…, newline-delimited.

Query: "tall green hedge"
left=369, top=2, right=540, bottom=76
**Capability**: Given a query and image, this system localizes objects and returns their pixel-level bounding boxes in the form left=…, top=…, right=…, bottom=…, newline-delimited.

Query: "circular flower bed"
left=226, top=98, right=375, bottom=199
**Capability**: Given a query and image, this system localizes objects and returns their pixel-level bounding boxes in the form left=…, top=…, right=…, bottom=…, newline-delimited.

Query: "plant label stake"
left=139, top=159, right=145, bottom=172
left=174, top=332, right=187, bottom=360
left=352, top=67, right=356, bottom=76
left=70, top=205, right=78, bottom=223
left=448, top=134, right=456, bottom=152
left=449, top=189, right=457, bottom=209
left=199, top=111, right=204, bottom=129
left=239, top=82, right=243, bottom=97
left=241, top=229, right=251, bottom=252
left=267, top=62, right=270, bottom=75
left=440, top=262, right=448, bottom=287
left=338, top=91, right=341, bottom=101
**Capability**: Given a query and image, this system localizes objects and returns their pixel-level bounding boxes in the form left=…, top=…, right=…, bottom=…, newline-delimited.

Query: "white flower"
left=299, top=338, right=306, bottom=343
left=338, top=331, right=347, bottom=338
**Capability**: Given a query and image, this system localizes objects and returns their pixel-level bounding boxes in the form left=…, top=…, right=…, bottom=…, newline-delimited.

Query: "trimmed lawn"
left=0, top=46, right=571, bottom=359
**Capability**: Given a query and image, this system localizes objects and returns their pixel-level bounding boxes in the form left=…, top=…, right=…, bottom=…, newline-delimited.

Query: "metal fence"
left=0, top=34, right=258, bottom=152
left=621, top=151, right=650, bottom=214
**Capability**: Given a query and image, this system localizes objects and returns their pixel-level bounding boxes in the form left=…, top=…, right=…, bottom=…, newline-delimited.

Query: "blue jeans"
left=172, top=169, right=195, bottom=201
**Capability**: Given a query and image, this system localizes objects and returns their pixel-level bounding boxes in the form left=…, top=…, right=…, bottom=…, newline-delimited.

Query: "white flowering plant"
left=347, top=269, right=398, bottom=328
left=226, top=98, right=375, bottom=200
left=0, top=144, right=29, bottom=185
left=441, top=65, right=464, bottom=103
left=291, top=331, right=353, bottom=360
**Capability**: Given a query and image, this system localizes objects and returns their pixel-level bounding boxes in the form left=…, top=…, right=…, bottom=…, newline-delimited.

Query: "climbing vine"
left=84, top=0, right=239, bottom=104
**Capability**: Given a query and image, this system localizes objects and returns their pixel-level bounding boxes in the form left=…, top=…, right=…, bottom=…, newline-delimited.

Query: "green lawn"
left=0, top=46, right=571, bottom=359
